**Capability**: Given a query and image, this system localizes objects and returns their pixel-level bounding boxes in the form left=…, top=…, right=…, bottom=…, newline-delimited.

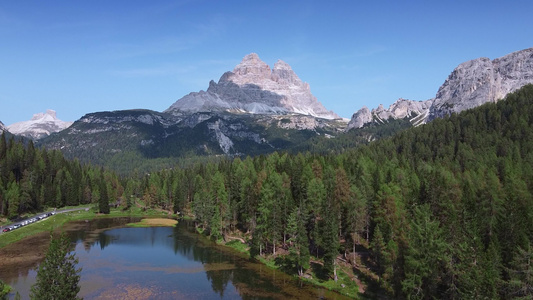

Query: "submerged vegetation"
left=1, top=84, right=533, bottom=298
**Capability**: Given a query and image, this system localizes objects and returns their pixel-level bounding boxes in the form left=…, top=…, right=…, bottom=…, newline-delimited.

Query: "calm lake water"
left=1, top=218, right=350, bottom=299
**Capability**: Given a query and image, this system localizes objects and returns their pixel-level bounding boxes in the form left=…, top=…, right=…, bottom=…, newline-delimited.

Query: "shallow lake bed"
left=0, top=217, right=349, bottom=299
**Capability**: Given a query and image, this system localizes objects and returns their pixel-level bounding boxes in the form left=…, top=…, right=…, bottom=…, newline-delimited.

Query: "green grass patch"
left=180, top=214, right=194, bottom=221
left=0, top=205, right=172, bottom=249
left=224, top=240, right=249, bottom=254
left=0, top=214, right=73, bottom=248
left=257, top=255, right=279, bottom=270
left=302, top=265, right=360, bottom=298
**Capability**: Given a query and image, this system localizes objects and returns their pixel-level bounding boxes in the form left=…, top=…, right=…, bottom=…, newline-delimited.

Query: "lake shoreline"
left=1, top=208, right=359, bottom=299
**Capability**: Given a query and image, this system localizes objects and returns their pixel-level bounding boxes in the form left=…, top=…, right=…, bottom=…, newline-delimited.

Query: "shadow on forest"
left=310, top=262, right=330, bottom=281
left=273, top=256, right=298, bottom=276
left=352, top=244, right=383, bottom=298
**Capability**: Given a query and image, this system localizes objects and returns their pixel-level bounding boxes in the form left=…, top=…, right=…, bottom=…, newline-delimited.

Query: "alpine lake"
left=0, top=217, right=351, bottom=299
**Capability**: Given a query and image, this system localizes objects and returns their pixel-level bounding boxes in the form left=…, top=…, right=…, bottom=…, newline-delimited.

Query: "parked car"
left=2, top=227, right=10, bottom=232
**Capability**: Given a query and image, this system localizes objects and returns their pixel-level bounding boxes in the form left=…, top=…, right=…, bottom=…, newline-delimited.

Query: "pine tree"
left=402, top=204, right=449, bottom=299
left=212, top=171, right=228, bottom=238
left=371, top=225, right=386, bottom=280
left=322, top=199, right=339, bottom=280
left=30, top=232, right=82, bottom=300
left=6, top=180, right=20, bottom=219
left=98, top=178, right=110, bottom=214
left=506, top=243, right=533, bottom=299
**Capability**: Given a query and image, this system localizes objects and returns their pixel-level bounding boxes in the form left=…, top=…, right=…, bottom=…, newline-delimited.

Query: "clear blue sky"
left=1, top=0, right=533, bottom=125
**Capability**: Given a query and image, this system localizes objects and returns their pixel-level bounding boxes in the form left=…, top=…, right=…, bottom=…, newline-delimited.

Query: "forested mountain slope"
left=140, top=84, right=533, bottom=298
left=39, top=109, right=346, bottom=174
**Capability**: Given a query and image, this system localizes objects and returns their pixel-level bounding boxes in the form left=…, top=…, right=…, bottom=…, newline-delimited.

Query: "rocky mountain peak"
left=231, top=53, right=271, bottom=80
left=429, top=47, right=533, bottom=121
left=346, top=106, right=371, bottom=130
left=7, top=110, right=73, bottom=140
left=32, top=109, right=59, bottom=121
left=346, top=98, right=433, bottom=130
left=272, top=59, right=302, bottom=85
left=273, top=59, right=292, bottom=70
left=165, top=53, right=339, bottom=119
left=348, top=47, right=533, bottom=130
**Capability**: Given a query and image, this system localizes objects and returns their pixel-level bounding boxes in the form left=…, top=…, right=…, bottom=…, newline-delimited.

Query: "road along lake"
left=0, top=217, right=350, bottom=299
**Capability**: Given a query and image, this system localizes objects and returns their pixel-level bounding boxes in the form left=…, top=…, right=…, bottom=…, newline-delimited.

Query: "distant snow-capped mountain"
left=165, top=53, right=340, bottom=120
left=7, top=110, right=73, bottom=140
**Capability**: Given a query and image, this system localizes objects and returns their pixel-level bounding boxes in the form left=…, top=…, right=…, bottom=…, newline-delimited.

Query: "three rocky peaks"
left=165, top=53, right=340, bottom=119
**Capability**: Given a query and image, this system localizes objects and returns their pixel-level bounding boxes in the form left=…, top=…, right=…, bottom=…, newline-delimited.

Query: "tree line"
left=0, top=134, right=116, bottom=217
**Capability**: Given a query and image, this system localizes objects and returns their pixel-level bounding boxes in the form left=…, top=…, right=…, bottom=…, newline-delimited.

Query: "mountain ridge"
left=348, top=47, right=533, bottom=129
left=37, top=47, right=533, bottom=172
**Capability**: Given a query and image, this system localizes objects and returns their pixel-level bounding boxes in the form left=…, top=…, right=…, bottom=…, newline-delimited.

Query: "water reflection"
left=1, top=218, right=349, bottom=299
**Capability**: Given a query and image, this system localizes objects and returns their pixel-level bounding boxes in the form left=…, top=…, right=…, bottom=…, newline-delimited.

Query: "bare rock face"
left=348, top=47, right=533, bottom=129
left=347, top=98, right=433, bottom=130
left=346, top=106, right=372, bottom=130
left=0, top=121, right=6, bottom=133
left=373, top=98, right=433, bottom=124
left=7, top=110, right=73, bottom=140
left=429, top=47, right=533, bottom=121
left=165, top=53, right=340, bottom=120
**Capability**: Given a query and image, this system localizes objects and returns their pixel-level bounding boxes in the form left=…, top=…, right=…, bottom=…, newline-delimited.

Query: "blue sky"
left=1, top=0, right=533, bottom=125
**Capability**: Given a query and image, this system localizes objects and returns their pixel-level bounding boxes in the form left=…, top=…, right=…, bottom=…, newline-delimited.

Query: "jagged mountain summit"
left=7, top=109, right=73, bottom=140
left=165, top=53, right=340, bottom=120
left=346, top=98, right=433, bottom=130
left=348, top=47, right=533, bottom=129
left=0, top=121, right=7, bottom=133
left=429, top=47, right=533, bottom=121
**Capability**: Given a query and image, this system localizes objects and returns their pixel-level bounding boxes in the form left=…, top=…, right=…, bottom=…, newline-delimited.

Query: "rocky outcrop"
left=429, top=48, right=533, bottom=121
left=346, top=106, right=372, bottom=130
left=7, top=110, right=73, bottom=140
left=347, top=98, right=433, bottom=129
left=348, top=47, right=533, bottom=129
left=165, top=53, right=340, bottom=120
left=0, top=121, right=6, bottom=133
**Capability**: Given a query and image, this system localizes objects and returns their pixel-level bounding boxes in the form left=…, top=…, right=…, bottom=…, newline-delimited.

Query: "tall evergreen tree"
left=506, top=243, right=533, bottom=299
left=98, top=177, right=109, bottom=214
left=402, top=204, right=449, bottom=299
left=30, top=232, right=82, bottom=300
